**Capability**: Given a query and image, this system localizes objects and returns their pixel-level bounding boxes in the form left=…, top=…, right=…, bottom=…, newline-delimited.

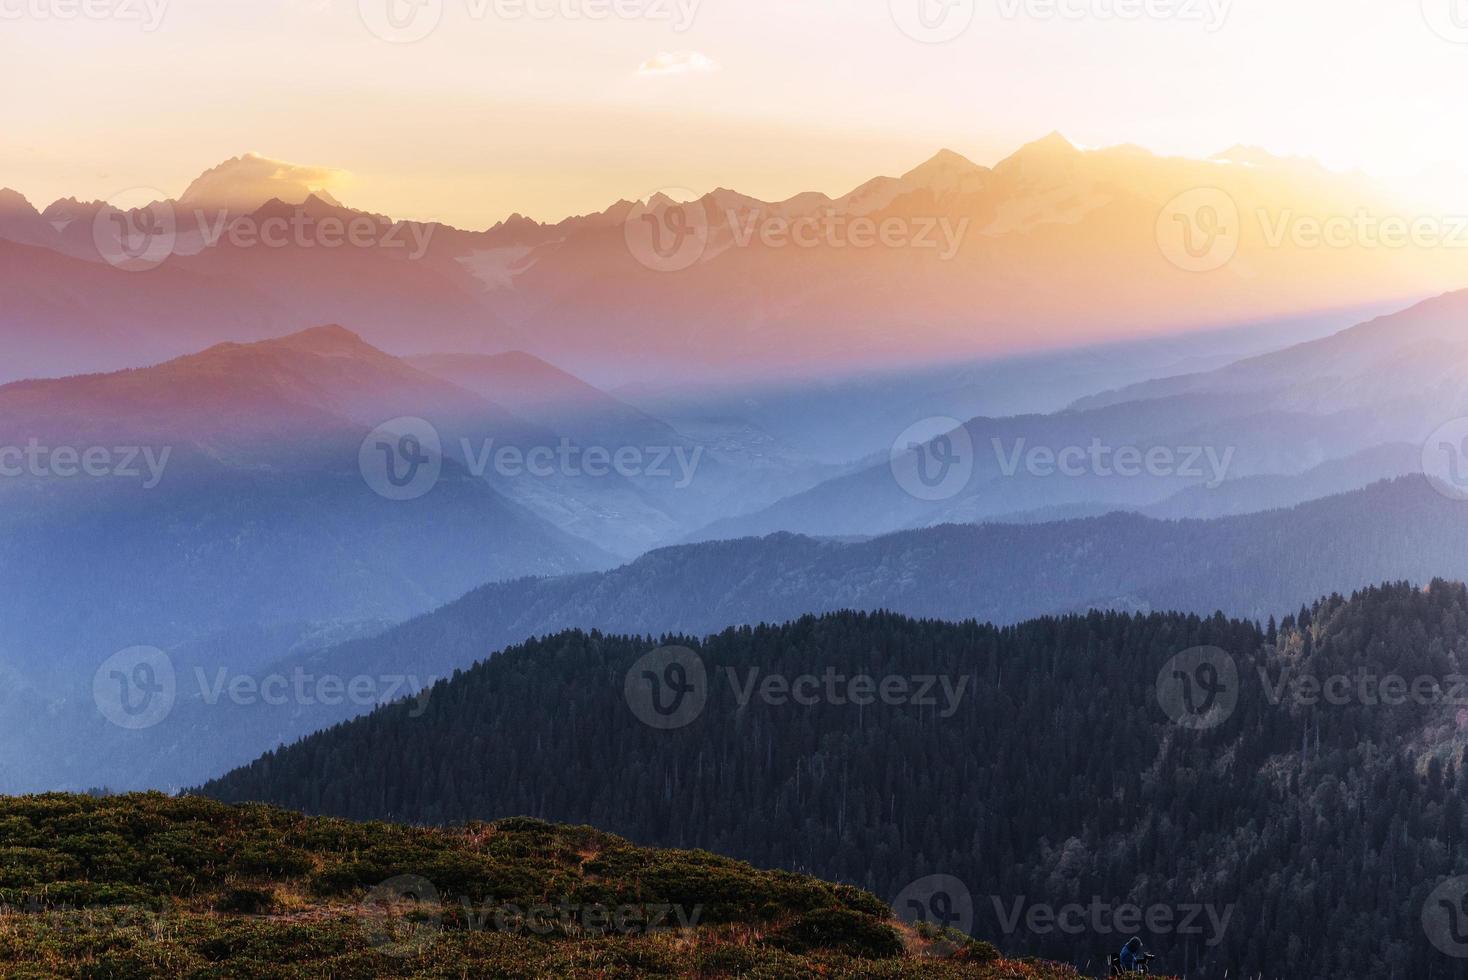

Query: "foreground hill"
left=0, top=793, right=1079, bottom=979
left=207, top=583, right=1468, bottom=978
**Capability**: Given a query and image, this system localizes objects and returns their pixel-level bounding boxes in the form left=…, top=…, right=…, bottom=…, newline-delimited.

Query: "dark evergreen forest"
left=204, top=581, right=1468, bottom=979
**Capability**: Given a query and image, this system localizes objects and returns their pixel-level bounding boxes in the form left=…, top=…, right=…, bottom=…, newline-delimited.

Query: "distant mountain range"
left=68, top=474, right=1468, bottom=796
left=5, top=264, right=1465, bottom=795
left=0, top=322, right=841, bottom=792
left=0, top=318, right=867, bottom=704
left=9, top=147, right=1468, bottom=808
left=279, top=476, right=1468, bottom=687
left=3, top=137, right=1461, bottom=384
left=0, top=326, right=615, bottom=692
left=694, top=289, right=1468, bottom=541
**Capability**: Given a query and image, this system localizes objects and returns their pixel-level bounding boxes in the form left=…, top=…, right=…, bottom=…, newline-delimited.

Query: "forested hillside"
left=206, top=581, right=1468, bottom=978
left=283, top=475, right=1468, bottom=689
left=88, top=476, right=1468, bottom=796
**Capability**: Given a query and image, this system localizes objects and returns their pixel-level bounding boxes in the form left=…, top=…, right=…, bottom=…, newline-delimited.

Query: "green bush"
left=766, top=907, right=906, bottom=959
left=214, top=886, right=276, bottom=915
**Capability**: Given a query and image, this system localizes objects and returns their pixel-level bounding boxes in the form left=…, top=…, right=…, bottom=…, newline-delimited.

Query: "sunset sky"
left=6, top=0, right=1468, bottom=227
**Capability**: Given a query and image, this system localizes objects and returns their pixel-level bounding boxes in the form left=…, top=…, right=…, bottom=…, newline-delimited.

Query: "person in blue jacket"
left=1118, top=936, right=1150, bottom=972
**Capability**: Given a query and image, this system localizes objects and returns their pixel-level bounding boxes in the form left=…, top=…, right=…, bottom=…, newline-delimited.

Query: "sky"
left=5, top=0, right=1468, bottom=228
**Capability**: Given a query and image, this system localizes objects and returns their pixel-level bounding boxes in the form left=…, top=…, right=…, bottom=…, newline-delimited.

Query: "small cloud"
left=636, top=51, right=719, bottom=77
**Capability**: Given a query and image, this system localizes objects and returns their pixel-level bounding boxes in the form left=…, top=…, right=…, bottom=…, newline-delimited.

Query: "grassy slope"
left=0, top=793, right=1091, bottom=979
